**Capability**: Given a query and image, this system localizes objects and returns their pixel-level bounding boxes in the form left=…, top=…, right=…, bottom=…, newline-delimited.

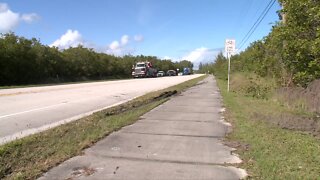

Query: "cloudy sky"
left=0, top=0, right=280, bottom=66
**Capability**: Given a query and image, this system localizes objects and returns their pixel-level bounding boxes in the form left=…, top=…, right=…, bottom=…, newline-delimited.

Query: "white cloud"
left=106, top=42, right=134, bottom=56
left=121, top=35, right=129, bottom=45
left=182, top=47, right=217, bottom=62
left=109, top=40, right=120, bottom=50
left=0, top=3, right=20, bottom=32
left=50, top=31, right=143, bottom=56
left=134, top=35, right=144, bottom=42
left=182, top=47, right=220, bottom=69
left=106, top=34, right=143, bottom=56
left=0, top=3, right=39, bottom=33
left=21, top=13, right=40, bottom=23
left=50, top=29, right=83, bottom=49
left=162, top=56, right=172, bottom=60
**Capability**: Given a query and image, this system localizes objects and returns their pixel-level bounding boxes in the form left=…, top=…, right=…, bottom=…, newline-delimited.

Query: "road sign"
left=225, top=39, right=236, bottom=54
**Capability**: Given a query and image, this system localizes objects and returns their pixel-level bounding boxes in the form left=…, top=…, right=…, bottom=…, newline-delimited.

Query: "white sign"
left=225, top=39, right=236, bottom=54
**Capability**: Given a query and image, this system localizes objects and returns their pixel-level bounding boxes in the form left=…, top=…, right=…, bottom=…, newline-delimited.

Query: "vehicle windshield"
left=158, top=71, right=164, bottom=73
left=136, top=63, right=145, bottom=68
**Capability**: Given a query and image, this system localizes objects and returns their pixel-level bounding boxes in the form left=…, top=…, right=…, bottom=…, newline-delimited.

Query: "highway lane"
left=0, top=75, right=202, bottom=144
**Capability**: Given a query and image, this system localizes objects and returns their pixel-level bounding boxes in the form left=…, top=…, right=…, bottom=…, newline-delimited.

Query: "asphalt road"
left=40, top=76, right=247, bottom=179
left=0, top=75, right=202, bottom=145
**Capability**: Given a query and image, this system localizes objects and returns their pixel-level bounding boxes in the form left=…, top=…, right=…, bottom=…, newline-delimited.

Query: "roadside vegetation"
left=199, top=0, right=320, bottom=178
left=0, top=75, right=206, bottom=180
left=0, top=33, right=193, bottom=86
left=218, top=76, right=320, bottom=179
left=200, top=0, right=320, bottom=87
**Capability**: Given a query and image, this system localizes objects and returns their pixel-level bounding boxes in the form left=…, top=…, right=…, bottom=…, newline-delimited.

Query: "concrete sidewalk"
left=40, top=76, right=246, bottom=180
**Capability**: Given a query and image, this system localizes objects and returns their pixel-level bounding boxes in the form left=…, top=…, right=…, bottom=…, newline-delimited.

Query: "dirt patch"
left=270, top=79, right=320, bottom=137
left=223, top=141, right=250, bottom=152
left=251, top=112, right=320, bottom=138
left=104, top=90, right=177, bottom=116
left=66, top=166, right=96, bottom=179
left=153, top=90, right=177, bottom=100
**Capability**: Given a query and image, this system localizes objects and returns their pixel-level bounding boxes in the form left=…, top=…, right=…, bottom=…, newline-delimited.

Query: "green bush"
left=230, top=73, right=276, bottom=99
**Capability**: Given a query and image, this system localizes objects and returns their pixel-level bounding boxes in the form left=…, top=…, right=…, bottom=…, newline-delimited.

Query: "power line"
left=237, top=0, right=277, bottom=50
left=233, top=0, right=254, bottom=33
left=237, top=0, right=275, bottom=49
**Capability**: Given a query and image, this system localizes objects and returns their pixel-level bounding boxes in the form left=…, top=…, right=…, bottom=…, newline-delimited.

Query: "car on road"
left=166, top=70, right=177, bottom=76
left=157, top=71, right=165, bottom=77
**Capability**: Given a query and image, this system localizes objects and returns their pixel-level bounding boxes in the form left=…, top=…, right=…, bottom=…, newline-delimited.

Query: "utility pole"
left=281, top=2, right=286, bottom=24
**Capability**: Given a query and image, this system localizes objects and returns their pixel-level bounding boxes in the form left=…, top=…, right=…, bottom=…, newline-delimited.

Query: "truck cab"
left=132, top=62, right=157, bottom=78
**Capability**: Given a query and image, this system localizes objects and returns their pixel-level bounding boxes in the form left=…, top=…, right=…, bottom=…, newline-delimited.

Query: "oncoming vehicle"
left=132, top=62, right=157, bottom=78
left=166, top=70, right=177, bottom=76
left=157, top=71, right=165, bottom=77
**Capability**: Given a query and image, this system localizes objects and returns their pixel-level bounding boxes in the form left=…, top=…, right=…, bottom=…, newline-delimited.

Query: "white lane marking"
left=0, top=92, right=136, bottom=120
left=0, top=96, right=138, bottom=145
left=0, top=102, right=67, bottom=119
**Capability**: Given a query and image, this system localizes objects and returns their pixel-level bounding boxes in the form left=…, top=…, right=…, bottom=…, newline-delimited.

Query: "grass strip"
left=217, top=79, right=320, bottom=179
left=0, top=75, right=206, bottom=180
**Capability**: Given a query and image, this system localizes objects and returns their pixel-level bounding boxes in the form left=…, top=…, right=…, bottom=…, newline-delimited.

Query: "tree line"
left=0, top=33, right=193, bottom=86
left=199, top=0, right=320, bottom=87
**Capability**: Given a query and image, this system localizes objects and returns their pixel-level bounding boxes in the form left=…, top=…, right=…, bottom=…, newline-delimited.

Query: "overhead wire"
left=233, top=0, right=254, bottom=37
left=237, top=0, right=277, bottom=50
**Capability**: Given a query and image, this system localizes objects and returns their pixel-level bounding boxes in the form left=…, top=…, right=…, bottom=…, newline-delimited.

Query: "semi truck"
left=132, top=62, right=157, bottom=78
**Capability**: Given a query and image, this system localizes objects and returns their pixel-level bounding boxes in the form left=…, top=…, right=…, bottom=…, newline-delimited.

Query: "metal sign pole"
left=225, top=39, right=235, bottom=93
left=227, top=52, right=230, bottom=92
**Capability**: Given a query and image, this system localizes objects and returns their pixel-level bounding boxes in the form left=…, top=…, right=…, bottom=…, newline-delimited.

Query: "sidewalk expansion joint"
left=122, top=131, right=223, bottom=139
left=161, top=105, right=221, bottom=108
left=138, top=119, right=217, bottom=123
left=153, top=110, right=218, bottom=113
left=145, top=111, right=216, bottom=114
left=95, top=155, right=238, bottom=167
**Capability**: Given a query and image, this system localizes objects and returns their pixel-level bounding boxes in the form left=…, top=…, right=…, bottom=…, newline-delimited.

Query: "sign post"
left=225, top=39, right=236, bottom=92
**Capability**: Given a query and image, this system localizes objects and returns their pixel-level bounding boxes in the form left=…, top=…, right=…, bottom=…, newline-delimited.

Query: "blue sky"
left=0, top=0, right=281, bottom=66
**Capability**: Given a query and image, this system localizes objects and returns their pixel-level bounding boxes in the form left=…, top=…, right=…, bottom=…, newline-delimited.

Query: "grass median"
left=0, top=75, right=206, bottom=180
left=217, top=78, right=320, bottom=179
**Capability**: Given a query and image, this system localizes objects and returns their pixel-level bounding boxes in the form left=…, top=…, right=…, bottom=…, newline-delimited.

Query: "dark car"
left=166, top=70, right=176, bottom=76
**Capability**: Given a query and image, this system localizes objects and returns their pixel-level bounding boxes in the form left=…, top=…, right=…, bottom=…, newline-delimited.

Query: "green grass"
left=0, top=75, right=206, bottom=180
left=217, top=79, right=320, bottom=179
